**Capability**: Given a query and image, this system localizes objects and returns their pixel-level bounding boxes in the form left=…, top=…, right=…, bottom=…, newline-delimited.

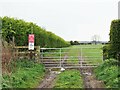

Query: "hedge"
left=1, top=16, right=70, bottom=48
left=109, top=19, right=120, bottom=59
left=103, top=19, right=120, bottom=60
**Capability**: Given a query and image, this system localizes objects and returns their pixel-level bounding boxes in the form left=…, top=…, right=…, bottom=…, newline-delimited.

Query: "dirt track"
left=38, top=53, right=105, bottom=89
left=80, top=67, right=105, bottom=88
left=38, top=54, right=68, bottom=88
left=38, top=71, right=58, bottom=88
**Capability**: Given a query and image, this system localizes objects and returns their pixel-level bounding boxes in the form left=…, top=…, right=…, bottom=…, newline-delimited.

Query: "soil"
left=80, top=67, right=105, bottom=88
left=78, top=53, right=105, bottom=89
left=38, top=54, right=105, bottom=89
left=37, top=54, right=68, bottom=88
left=37, top=68, right=105, bottom=89
left=38, top=71, right=59, bottom=88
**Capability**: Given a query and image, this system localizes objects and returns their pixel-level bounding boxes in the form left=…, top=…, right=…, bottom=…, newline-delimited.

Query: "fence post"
left=60, top=48, right=62, bottom=68
left=117, top=52, right=120, bottom=63
left=35, top=46, right=40, bottom=63
left=0, top=25, right=2, bottom=89
left=16, top=48, right=18, bottom=59
left=102, top=48, right=104, bottom=63
left=80, top=48, right=82, bottom=67
left=42, top=49, right=43, bottom=62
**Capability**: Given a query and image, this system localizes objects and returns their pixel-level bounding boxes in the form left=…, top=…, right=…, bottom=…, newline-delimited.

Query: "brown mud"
left=80, top=67, right=105, bottom=89
left=38, top=54, right=105, bottom=89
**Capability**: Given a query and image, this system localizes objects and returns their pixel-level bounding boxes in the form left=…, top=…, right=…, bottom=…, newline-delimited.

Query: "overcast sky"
left=0, top=0, right=119, bottom=41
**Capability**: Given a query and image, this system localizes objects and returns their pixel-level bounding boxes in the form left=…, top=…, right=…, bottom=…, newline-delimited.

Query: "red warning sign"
left=28, top=34, right=34, bottom=50
left=29, top=34, right=34, bottom=43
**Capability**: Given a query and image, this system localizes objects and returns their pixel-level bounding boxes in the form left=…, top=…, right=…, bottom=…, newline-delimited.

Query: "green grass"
left=54, top=70, right=83, bottom=88
left=41, top=44, right=103, bottom=64
left=64, top=46, right=80, bottom=64
left=43, top=49, right=60, bottom=57
left=2, top=59, right=45, bottom=88
left=70, top=44, right=103, bottom=64
left=79, top=44, right=103, bottom=64
left=63, top=45, right=103, bottom=64
left=41, top=47, right=72, bottom=61
left=94, top=59, right=119, bottom=88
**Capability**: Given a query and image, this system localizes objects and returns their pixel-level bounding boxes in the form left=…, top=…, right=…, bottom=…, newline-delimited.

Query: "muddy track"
left=78, top=54, right=105, bottom=88
left=80, top=67, right=105, bottom=88
left=38, top=53, right=105, bottom=89
left=38, top=54, right=68, bottom=88
left=38, top=71, right=58, bottom=88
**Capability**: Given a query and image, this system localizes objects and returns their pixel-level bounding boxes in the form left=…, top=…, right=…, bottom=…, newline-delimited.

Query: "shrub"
left=94, top=59, right=119, bottom=88
left=109, top=19, right=120, bottom=59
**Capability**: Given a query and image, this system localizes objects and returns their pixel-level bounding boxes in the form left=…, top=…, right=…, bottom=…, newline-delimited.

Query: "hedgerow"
left=109, top=19, right=120, bottom=59
left=103, top=19, right=120, bottom=60
left=1, top=16, right=70, bottom=48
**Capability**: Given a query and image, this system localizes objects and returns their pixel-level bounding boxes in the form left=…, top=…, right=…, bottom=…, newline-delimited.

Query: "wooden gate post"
left=35, top=46, right=40, bottom=63
left=16, top=48, right=19, bottom=59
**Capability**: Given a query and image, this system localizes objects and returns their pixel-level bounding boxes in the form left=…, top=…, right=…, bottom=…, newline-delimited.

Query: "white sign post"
left=28, top=34, right=34, bottom=50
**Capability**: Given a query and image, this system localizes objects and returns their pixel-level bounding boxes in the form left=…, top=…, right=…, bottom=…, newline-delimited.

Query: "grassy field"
left=77, top=44, right=103, bottom=64
left=53, top=70, right=83, bottom=88
left=62, top=46, right=81, bottom=64
left=63, top=44, right=103, bottom=64
left=41, top=44, right=103, bottom=65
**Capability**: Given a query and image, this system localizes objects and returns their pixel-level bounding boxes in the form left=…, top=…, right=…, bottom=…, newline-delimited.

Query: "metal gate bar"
left=40, top=47, right=103, bottom=68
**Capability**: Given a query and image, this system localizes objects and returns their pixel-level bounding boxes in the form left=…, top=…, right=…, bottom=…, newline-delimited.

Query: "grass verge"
left=94, top=59, right=119, bottom=88
left=2, top=59, right=45, bottom=88
left=53, top=69, right=83, bottom=88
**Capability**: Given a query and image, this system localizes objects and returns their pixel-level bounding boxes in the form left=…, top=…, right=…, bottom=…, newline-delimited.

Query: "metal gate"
left=40, top=47, right=103, bottom=69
